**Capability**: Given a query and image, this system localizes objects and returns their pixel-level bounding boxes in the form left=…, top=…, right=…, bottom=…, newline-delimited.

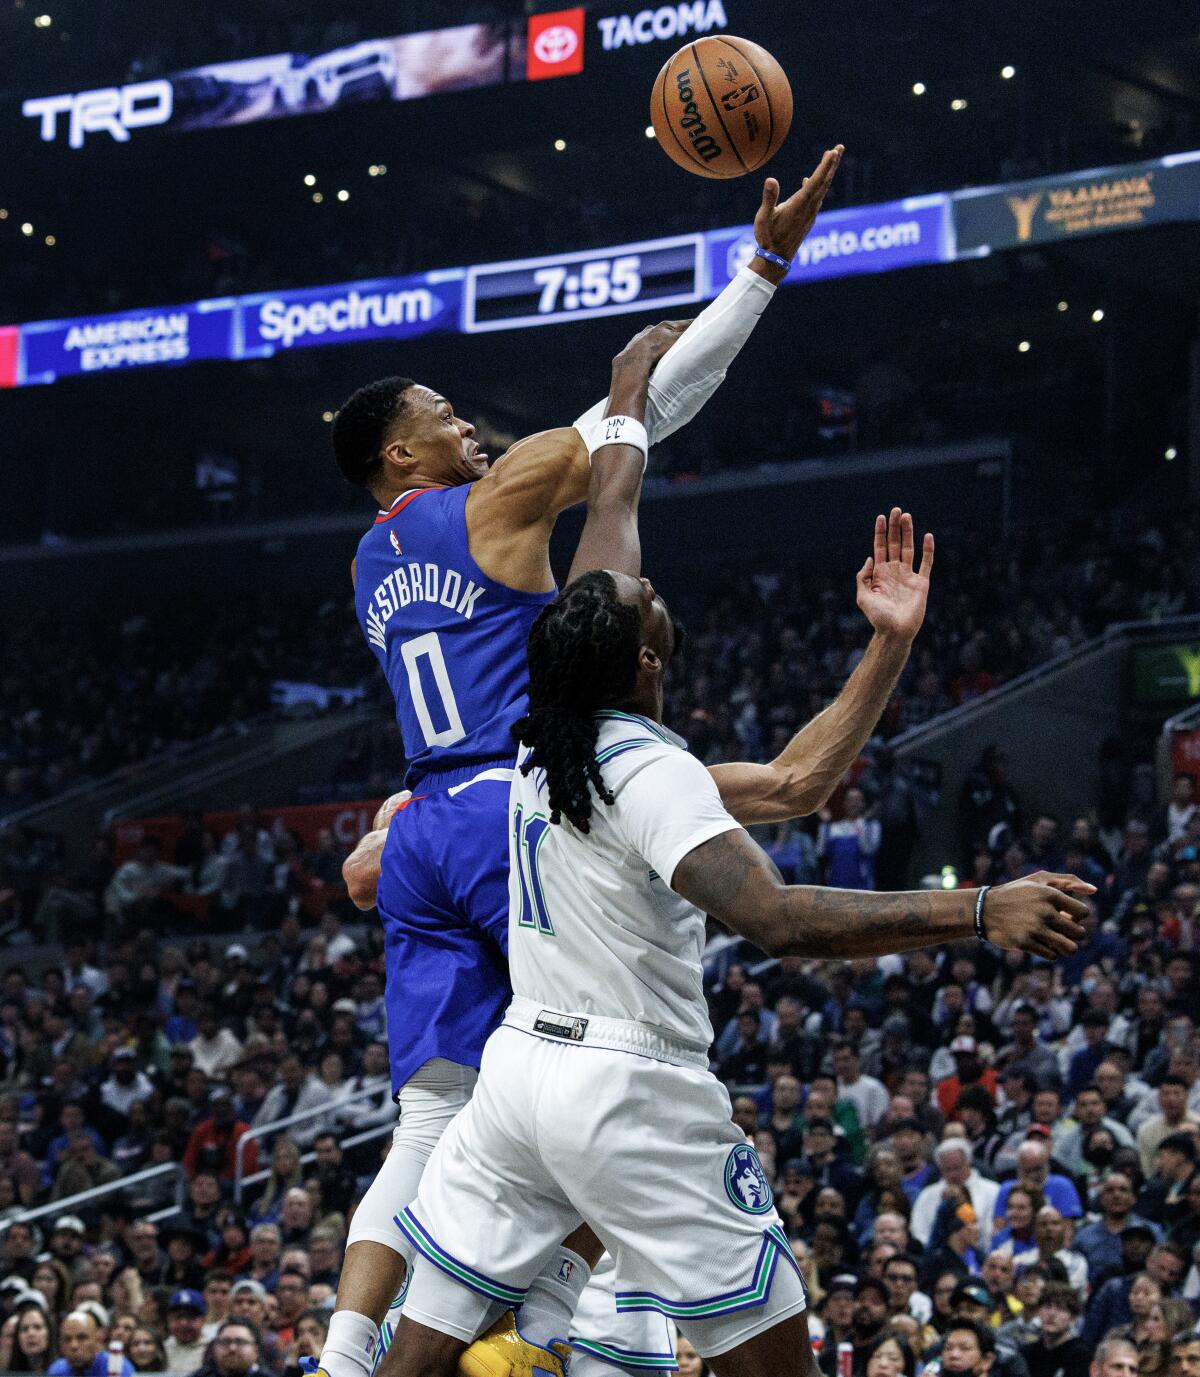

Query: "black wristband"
left=974, top=886, right=991, bottom=942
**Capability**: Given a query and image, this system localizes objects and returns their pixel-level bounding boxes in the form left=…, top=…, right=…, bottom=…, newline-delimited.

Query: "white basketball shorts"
left=398, top=1002, right=808, bottom=1360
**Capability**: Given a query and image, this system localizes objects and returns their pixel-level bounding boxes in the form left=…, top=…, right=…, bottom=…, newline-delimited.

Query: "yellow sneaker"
left=458, top=1312, right=570, bottom=1377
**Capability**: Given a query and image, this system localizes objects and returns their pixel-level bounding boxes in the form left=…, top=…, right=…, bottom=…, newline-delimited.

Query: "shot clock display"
left=463, top=235, right=704, bottom=332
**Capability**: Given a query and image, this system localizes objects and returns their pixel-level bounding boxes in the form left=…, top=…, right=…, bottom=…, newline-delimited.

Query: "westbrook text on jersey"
left=363, top=561, right=486, bottom=650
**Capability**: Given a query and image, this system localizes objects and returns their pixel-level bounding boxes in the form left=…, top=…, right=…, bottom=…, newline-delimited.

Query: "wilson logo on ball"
left=674, top=68, right=723, bottom=164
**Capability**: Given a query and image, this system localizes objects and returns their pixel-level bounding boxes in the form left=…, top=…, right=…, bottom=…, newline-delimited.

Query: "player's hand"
left=752, top=145, right=843, bottom=279
left=856, top=508, right=934, bottom=645
left=613, top=319, right=691, bottom=375
left=983, top=873, right=1095, bottom=959
left=372, top=790, right=411, bottom=832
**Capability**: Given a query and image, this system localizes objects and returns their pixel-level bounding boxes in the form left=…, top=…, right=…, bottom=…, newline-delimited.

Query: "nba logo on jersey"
left=389, top=530, right=403, bottom=556
left=557, top=1258, right=575, bottom=1283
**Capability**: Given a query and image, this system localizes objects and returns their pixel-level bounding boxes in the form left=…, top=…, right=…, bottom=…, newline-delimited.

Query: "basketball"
left=650, top=36, right=793, bottom=179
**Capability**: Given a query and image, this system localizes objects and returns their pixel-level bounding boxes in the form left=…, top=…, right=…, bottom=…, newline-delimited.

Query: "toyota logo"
left=533, top=24, right=579, bottom=64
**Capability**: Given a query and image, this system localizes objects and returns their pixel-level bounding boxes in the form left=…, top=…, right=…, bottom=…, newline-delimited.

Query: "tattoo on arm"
left=672, top=829, right=968, bottom=958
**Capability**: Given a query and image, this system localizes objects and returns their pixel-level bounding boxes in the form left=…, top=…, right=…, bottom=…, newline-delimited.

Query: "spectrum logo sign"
left=527, top=8, right=585, bottom=80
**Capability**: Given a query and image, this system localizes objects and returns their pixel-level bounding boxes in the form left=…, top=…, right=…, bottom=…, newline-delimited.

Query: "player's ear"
left=381, top=438, right=413, bottom=468
left=639, top=645, right=662, bottom=674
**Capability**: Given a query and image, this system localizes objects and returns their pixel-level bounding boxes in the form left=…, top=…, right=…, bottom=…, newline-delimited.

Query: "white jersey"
left=507, top=709, right=743, bottom=1053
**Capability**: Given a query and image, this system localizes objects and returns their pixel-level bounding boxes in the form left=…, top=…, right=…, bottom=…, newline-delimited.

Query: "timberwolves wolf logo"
left=724, top=1144, right=773, bottom=1214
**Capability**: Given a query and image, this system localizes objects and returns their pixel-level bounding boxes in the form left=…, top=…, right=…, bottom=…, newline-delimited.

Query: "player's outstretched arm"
left=671, top=831, right=1093, bottom=961
left=572, top=146, right=843, bottom=446
left=341, top=791, right=409, bottom=910
left=567, top=320, right=689, bottom=583
left=467, top=325, right=684, bottom=592
left=710, top=508, right=933, bottom=824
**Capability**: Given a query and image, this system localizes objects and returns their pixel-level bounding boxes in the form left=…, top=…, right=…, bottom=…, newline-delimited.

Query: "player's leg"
left=320, top=1058, right=477, bottom=1377
left=324, top=783, right=506, bottom=1377
left=701, top=1310, right=818, bottom=1377
left=438, top=778, right=605, bottom=1352
left=378, top=1314, right=466, bottom=1377
left=567, top=1251, right=676, bottom=1377
left=392, top=1028, right=585, bottom=1376
left=533, top=1035, right=810, bottom=1377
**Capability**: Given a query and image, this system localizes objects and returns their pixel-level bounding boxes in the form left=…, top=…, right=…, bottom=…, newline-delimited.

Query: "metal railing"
left=238, top=1119, right=397, bottom=1207
left=234, top=1083, right=395, bottom=1202
left=0, top=1161, right=187, bottom=1236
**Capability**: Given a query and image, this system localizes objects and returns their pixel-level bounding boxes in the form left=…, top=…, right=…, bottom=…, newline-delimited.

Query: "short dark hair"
left=1161, top=1074, right=1189, bottom=1091
left=1159, top=1132, right=1198, bottom=1162
left=1039, top=1281, right=1083, bottom=1316
left=944, top=1317, right=995, bottom=1356
left=331, top=377, right=417, bottom=488
left=217, top=1318, right=260, bottom=1348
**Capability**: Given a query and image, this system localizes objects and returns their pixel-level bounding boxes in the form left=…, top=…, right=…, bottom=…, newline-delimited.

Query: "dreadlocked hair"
left=514, top=570, right=642, bottom=833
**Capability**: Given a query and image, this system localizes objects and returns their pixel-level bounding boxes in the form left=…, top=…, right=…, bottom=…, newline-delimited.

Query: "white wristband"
left=588, top=414, right=648, bottom=471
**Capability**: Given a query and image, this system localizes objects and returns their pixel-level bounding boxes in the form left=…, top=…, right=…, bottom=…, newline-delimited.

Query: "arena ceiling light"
left=20, top=222, right=33, bottom=236
left=1001, top=65, right=1016, bottom=79
left=337, top=189, right=350, bottom=202
left=44, top=235, right=55, bottom=246
left=34, top=13, right=52, bottom=27
left=1057, top=300, right=1069, bottom=312
left=1166, top=447, right=1178, bottom=461
left=1092, top=308, right=1105, bottom=322
left=554, top=138, right=566, bottom=151
left=644, top=125, right=655, bottom=138
left=303, top=174, right=316, bottom=187
left=951, top=98, right=968, bottom=111
left=912, top=82, right=926, bottom=96
left=312, top=193, right=323, bottom=203
left=1017, top=340, right=1031, bottom=353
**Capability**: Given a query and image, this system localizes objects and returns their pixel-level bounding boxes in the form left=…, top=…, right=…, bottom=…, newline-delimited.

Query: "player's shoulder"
left=593, top=710, right=696, bottom=792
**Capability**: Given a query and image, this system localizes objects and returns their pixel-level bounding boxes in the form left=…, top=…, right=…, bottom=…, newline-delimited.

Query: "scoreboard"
left=464, top=236, right=704, bottom=332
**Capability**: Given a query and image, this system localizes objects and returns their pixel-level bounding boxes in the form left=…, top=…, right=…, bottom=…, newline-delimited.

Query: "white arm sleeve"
left=573, top=265, right=777, bottom=445
left=612, top=747, right=744, bottom=890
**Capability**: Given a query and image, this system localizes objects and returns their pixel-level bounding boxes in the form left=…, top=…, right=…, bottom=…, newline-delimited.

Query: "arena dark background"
left=1, top=3, right=1199, bottom=1375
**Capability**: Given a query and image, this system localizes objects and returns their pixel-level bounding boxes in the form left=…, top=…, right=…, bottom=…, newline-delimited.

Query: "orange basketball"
left=650, top=35, right=793, bottom=179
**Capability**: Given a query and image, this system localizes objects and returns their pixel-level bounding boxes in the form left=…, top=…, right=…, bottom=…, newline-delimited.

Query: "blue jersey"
left=354, top=484, right=554, bottom=787
left=354, top=482, right=554, bottom=1093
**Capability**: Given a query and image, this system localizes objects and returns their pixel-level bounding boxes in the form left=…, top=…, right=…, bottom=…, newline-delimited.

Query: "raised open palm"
left=856, top=507, right=934, bottom=642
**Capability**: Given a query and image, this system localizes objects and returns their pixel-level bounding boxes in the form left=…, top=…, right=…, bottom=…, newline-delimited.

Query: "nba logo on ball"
left=528, top=9, right=585, bottom=80
left=724, top=1144, right=773, bottom=1214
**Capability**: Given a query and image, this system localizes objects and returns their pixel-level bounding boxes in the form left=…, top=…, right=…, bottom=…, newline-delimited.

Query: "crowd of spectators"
left=0, top=906, right=397, bottom=1375
left=0, top=752, right=1199, bottom=1374
left=0, top=684, right=1197, bottom=1376
left=8, top=499, right=1192, bottom=851
left=702, top=777, right=1200, bottom=1377
left=0, top=597, right=373, bottom=825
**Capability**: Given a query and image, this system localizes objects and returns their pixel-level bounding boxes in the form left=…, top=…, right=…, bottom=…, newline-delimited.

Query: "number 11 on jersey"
left=513, top=805, right=555, bottom=935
